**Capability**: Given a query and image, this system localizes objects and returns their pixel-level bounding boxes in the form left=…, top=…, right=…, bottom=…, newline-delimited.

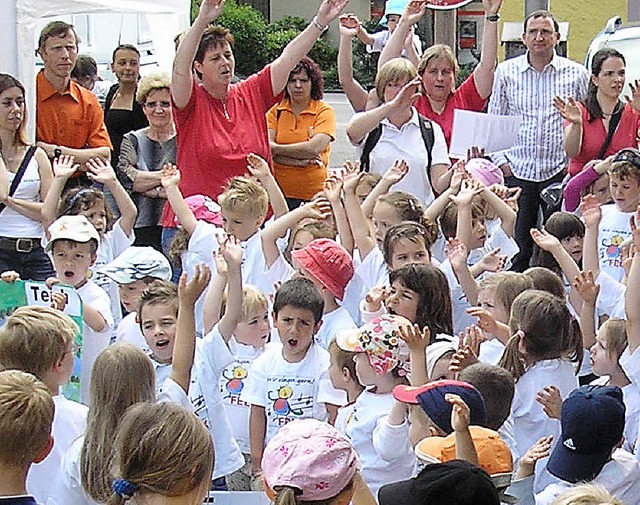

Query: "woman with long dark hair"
left=0, top=74, right=54, bottom=280
left=555, top=48, right=640, bottom=176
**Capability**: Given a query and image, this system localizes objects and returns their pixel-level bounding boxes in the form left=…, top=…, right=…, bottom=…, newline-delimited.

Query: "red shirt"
left=566, top=101, right=640, bottom=176
left=414, top=73, right=487, bottom=147
left=163, top=66, right=278, bottom=226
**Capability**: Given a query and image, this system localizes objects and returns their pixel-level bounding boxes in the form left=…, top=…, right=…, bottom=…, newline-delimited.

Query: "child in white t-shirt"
left=0, top=307, right=86, bottom=504
left=137, top=263, right=244, bottom=488
left=44, top=215, right=114, bottom=405
left=42, top=156, right=137, bottom=324
left=328, top=340, right=365, bottom=433
left=336, top=314, right=416, bottom=497
left=99, top=246, right=173, bottom=349
left=241, top=278, right=345, bottom=480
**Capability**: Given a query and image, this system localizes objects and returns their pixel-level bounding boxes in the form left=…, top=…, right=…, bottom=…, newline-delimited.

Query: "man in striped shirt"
left=488, top=10, right=589, bottom=272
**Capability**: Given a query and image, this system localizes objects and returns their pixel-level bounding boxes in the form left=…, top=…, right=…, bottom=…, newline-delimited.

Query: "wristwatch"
left=311, top=16, right=328, bottom=32
left=485, top=13, right=500, bottom=22
left=53, top=146, right=62, bottom=159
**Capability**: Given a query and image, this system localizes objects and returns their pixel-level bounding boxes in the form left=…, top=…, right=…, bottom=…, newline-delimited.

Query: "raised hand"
left=580, top=194, right=602, bottom=229
left=446, top=237, right=469, bottom=270
left=342, top=167, right=363, bottom=194
left=476, top=248, right=506, bottom=273
left=465, top=307, right=499, bottom=335
left=626, top=79, right=640, bottom=113
left=316, top=0, right=350, bottom=27
left=553, top=96, right=582, bottom=125
left=631, top=205, right=640, bottom=250
left=482, top=0, right=503, bottom=15
left=178, top=264, right=211, bottom=305
left=466, top=146, right=485, bottom=160
left=160, top=163, right=181, bottom=188
left=246, top=153, right=270, bottom=182
left=573, top=270, right=600, bottom=304
left=339, top=14, right=360, bottom=37
left=450, top=160, right=468, bottom=193
left=197, top=0, right=226, bottom=24
left=530, top=228, right=562, bottom=253
left=302, top=197, right=333, bottom=220
left=398, top=322, right=430, bottom=353
left=446, top=393, right=471, bottom=432
left=536, top=385, right=562, bottom=420
left=364, top=285, right=389, bottom=312
left=390, top=76, right=422, bottom=110
left=401, top=0, right=427, bottom=26
left=52, top=155, right=80, bottom=180
left=517, top=436, right=553, bottom=479
left=219, top=234, right=243, bottom=269
left=382, top=159, right=409, bottom=186
left=449, top=178, right=483, bottom=206
left=86, top=157, right=116, bottom=185
left=324, top=175, right=344, bottom=204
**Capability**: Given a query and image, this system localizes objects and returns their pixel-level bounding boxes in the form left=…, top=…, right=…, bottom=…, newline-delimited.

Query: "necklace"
left=601, top=101, right=622, bottom=118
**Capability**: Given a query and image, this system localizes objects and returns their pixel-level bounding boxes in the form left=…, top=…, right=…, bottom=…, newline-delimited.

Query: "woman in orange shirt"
left=267, top=57, right=336, bottom=208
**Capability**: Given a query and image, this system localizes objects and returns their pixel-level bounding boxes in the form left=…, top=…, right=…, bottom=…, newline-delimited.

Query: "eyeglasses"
left=613, top=148, right=640, bottom=168
left=526, top=28, right=555, bottom=38
left=144, top=101, right=171, bottom=110
left=64, top=341, right=80, bottom=356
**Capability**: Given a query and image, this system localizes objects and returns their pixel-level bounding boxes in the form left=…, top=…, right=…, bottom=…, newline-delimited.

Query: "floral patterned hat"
left=337, top=314, right=412, bottom=376
left=261, top=419, right=360, bottom=501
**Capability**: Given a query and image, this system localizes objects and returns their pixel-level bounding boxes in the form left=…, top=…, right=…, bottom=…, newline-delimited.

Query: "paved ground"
left=323, top=92, right=359, bottom=170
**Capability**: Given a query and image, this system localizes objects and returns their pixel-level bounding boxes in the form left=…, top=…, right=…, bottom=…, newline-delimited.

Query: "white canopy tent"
left=0, top=0, right=190, bottom=138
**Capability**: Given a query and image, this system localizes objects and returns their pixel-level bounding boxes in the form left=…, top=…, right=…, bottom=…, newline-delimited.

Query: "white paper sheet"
left=449, top=110, right=523, bottom=158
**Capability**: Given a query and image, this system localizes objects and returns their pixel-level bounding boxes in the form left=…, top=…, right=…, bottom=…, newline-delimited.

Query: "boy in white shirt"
left=45, top=215, right=114, bottom=404
left=241, top=278, right=345, bottom=479
left=0, top=307, right=86, bottom=504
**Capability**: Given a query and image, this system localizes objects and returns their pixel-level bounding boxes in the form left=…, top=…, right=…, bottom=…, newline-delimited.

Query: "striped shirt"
left=488, top=52, right=589, bottom=182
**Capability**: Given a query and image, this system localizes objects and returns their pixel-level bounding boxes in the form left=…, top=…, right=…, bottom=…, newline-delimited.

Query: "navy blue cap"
left=415, top=379, right=487, bottom=435
left=547, top=385, right=625, bottom=484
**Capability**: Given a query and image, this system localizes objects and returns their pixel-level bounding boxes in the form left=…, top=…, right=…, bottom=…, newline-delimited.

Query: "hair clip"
left=67, top=188, right=95, bottom=209
left=112, top=478, right=139, bottom=499
left=514, top=329, right=525, bottom=340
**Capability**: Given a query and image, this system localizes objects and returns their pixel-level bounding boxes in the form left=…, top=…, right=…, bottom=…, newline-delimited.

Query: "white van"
left=585, top=16, right=640, bottom=97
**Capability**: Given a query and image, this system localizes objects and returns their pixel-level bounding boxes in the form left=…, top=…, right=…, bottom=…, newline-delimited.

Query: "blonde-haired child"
left=42, top=156, right=138, bottom=324
left=0, top=307, right=86, bottom=504
left=106, top=402, right=213, bottom=505
left=336, top=314, right=415, bottom=496
left=0, top=370, right=54, bottom=503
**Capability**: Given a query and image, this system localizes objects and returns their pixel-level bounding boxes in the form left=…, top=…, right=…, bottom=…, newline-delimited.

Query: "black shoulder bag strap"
left=597, top=104, right=624, bottom=160
left=0, top=145, right=37, bottom=215
left=359, top=124, right=383, bottom=172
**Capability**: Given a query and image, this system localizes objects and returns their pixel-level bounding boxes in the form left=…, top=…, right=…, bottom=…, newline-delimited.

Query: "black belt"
left=0, top=237, right=39, bottom=253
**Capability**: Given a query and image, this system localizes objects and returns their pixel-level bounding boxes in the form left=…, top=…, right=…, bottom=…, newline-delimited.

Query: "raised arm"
left=338, top=14, right=368, bottom=112
left=172, top=0, right=226, bottom=109
left=324, top=175, right=354, bottom=254
left=580, top=195, right=602, bottom=278
left=86, top=158, right=138, bottom=237
left=480, top=183, right=517, bottom=237
left=260, top=199, right=331, bottom=267
left=41, top=155, right=79, bottom=236
left=202, top=249, right=227, bottom=335
left=361, top=159, right=409, bottom=218
left=246, top=153, right=288, bottom=219
left=449, top=179, right=483, bottom=250
left=553, top=97, right=583, bottom=158
left=171, top=265, right=211, bottom=393
left=563, top=159, right=608, bottom=212
left=343, top=171, right=376, bottom=259
left=160, top=164, right=198, bottom=236
left=216, top=235, right=243, bottom=340
left=378, top=0, right=426, bottom=69
left=472, top=0, right=503, bottom=99
left=627, top=208, right=640, bottom=353
left=270, top=0, right=348, bottom=96
left=573, top=270, right=599, bottom=350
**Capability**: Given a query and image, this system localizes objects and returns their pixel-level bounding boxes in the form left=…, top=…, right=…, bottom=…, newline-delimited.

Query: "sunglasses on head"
left=613, top=148, right=640, bottom=168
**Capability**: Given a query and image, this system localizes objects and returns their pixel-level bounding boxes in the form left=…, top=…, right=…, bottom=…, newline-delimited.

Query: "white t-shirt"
left=468, top=224, right=519, bottom=272
left=28, top=395, right=87, bottom=504
left=218, top=337, right=267, bottom=454
left=240, top=343, right=345, bottom=445
left=0, top=155, right=44, bottom=237
left=114, top=311, right=149, bottom=352
left=92, top=219, right=135, bottom=325
left=595, top=270, right=627, bottom=319
left=335, top=401, right=358, bottom=434
left=316, top=306, right=357, bottom=350
left=344, top=391, right=415, bottom=497
left=366, top=29, right=422, bottom=58
left=598, top=204, right=633, bottom=283
left=77, top=280, right=114, bottom=405
left=354, top=247, right=388, bottom=293
left=152, top=328, right=245, bottom=479
left=355, top=108, right=450, bottom=206
left=505, top=359, right=578, bottom=460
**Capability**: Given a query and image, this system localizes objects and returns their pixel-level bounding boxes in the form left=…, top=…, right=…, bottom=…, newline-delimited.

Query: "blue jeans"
left=0, top=243, right=54, bottom=281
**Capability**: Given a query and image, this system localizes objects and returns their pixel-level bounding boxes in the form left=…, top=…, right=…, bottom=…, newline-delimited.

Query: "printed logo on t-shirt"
left=266, top=376, right=315, bottom=428
left=219, top=359, right=251, bottom=408
left=600, top=234, right=625, bottom=267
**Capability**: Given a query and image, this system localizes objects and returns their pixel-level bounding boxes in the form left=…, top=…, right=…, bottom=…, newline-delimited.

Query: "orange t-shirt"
left=36, top=70, right=112, bottom=150
left=266, top=98, right=335, bottom=200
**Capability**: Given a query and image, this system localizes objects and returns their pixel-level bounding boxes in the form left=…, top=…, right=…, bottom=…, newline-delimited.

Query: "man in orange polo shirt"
left=36, top=21, right=111, bottom=170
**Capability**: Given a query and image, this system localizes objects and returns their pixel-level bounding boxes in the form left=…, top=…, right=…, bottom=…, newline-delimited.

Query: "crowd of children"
left=2, top=143, right=640, bottom=505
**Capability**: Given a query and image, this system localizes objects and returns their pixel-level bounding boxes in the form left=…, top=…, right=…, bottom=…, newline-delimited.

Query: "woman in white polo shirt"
left=346, top=58, right=450, bottom=206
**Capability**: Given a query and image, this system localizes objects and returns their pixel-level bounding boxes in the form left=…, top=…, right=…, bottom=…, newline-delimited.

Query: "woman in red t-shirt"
left=555, top=48, right=640, bottom=177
